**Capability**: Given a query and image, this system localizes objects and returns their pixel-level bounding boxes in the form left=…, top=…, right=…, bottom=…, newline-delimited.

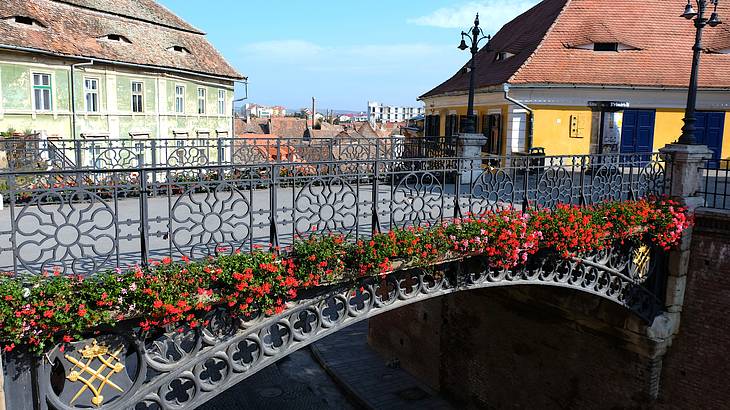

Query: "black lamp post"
left=458, top=14, right=491, bottom=135
left=678, top=0, right=722, bottom=145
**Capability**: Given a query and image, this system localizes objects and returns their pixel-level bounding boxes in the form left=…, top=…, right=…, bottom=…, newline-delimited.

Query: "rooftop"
left=0, top=0, right=244, bottom=80
left=422, top=0, right=730, bottom=98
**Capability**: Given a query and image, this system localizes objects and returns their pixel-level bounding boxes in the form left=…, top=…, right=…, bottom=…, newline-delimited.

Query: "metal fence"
left=699, top=158, right=730, bottom=210
left=1, top=136, right=453, bottom=171
left=0, top=147, right=668, bottom=277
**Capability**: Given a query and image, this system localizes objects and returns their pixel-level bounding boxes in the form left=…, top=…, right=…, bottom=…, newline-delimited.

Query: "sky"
left=159, top=0, right=539, bottom=112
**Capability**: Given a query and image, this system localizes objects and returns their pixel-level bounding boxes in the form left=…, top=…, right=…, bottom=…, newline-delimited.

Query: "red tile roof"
left=0, top=0, right=243, bottom=79
left=422, top=0, right=730, bottom=98
left=421, top=0, right=567, bottom=98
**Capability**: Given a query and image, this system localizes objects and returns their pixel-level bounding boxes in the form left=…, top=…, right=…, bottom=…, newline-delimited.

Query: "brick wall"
left=659, top=209, right=730, bottom=410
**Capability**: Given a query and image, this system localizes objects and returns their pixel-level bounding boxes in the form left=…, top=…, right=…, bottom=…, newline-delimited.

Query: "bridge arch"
left=37, top=246, right=663, bottom=410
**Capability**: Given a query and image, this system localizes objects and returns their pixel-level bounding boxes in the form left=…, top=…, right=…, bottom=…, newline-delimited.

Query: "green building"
left=0, top=0, right=245, bottom=140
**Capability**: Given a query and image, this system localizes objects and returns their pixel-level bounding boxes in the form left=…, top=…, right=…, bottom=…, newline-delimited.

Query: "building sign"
left=587, top=101, right=630, bottom=111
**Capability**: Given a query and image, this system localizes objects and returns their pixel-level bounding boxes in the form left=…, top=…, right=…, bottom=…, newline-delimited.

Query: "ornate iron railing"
left=0, top=145, right=673, bottom=410
left=0, top=150, right=667, bottom=277
left=21, top=248, right=660, bottom=410
left=699, top=158, right=730, bottom=210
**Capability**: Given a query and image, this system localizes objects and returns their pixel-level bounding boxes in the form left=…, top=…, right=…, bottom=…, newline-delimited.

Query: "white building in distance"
left=367, top=102, right=425, bottom=123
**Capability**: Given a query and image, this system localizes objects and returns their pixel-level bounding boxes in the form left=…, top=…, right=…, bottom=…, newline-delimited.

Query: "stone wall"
left=368, top=209, right=730, bottom=409
left=369, top=286, right=661, bottom=409
left=659, top=209, right=730, bottom=410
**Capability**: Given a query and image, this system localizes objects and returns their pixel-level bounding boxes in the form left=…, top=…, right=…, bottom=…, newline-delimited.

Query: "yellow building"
left=420, top=0, right=730, bottom=163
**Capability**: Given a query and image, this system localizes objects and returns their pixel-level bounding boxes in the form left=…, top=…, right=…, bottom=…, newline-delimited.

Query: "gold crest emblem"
left=64, top=339, right=125, bottom=407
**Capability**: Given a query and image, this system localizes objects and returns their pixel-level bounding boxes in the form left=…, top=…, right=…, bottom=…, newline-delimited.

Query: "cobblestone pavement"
left=198, top=320, right=455, bottom=410
left=197, top=348, right=356, bottom=410
left=311, top=321, right=455, bottom=410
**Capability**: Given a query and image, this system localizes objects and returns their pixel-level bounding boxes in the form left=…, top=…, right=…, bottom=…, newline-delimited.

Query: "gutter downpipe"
left=231, top=80, right=248, bottom=138
left=69, top=60, right=95, bottom=140
left=503, top=83, right=534, bottom=151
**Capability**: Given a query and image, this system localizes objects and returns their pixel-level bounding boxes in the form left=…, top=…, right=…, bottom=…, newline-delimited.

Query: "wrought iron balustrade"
left=0, top=150, right=668, bottom=277
left=699, top=158, right=730, bottom=210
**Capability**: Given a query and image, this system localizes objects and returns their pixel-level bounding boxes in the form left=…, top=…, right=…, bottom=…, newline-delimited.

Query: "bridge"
left=0, top=136, right=716, bottom=409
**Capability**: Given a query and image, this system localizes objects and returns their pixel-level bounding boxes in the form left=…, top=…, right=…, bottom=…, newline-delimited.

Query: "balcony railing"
left=699, top=158, right=730, bottom=210
left=0, top=140, right=668, bottom=277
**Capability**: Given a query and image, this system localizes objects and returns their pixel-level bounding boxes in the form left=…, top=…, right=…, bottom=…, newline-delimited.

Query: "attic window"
left=6, top=16, right=45, bottom=27
left=100, top=34, right=131, bottom=44
left=495, top=51, right=515, bottom=61
left=168, top=45, right=191, bottom=54
left=593, top=42, right=619, bottom=52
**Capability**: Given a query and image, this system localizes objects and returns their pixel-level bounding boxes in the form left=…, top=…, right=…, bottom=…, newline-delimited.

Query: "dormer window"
left=100, top=34, right=131, bottom=44
left=4, top=16, right=45, bottom=28
left=568, top=42, right=639, bottom=52
left=593, top=42, right=619, bottom=52
left=495, top=51, right=516, bottom=61
left=168, top=45, right=191, bottom=54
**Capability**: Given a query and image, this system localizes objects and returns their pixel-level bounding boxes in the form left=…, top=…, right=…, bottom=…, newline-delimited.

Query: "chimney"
left=312, top=97, right=316, bottom=129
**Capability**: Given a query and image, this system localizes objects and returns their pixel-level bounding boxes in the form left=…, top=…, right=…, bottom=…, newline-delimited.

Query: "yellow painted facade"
left=531, top=106, right=593, bottom=156
left=426, top=95, right=729, bottom=157
left=653, top=110, right=684, bottom=151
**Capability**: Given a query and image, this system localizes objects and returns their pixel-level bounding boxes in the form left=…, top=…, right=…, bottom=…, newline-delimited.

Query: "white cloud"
left=408, top=0, right=539, bottom=32
left=236, top=39, right=468, bottom=109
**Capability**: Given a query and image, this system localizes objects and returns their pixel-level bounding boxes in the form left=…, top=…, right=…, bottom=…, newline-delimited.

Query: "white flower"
left=22, top=288, right=30, bottom=298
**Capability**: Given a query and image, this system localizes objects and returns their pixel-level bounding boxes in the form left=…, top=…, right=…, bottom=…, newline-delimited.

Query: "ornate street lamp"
left=458, top=14, right=491, bottom=136
left=678, top=0, right=722, bottom=145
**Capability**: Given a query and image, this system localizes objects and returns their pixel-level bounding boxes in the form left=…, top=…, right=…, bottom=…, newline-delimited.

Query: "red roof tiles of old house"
left=422, top=0, right=730, bottom=98
left=0, top=0, right=244, bottom=79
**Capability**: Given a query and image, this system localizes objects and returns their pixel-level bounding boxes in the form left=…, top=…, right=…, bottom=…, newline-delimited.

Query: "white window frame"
left=175, top=84, right=185, bottom=114
left=217, top=89, right=226, bottom=115
left=32, top=72, right=53, bottom=112
left=131, top=81, right=144, bottom=113
left=197, top=87, right=206, bottom=115
left=84, top=77, right=99, bottom=113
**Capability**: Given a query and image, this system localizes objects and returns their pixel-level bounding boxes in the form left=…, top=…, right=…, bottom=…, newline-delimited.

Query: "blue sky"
left=159, top=0, right=539, bottom=111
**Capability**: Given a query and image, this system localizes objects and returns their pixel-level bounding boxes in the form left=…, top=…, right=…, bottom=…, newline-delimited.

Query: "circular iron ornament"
left=194, top=353, right=231, bottom=392
left=170, top=182, right=251, bottom=259
left=166, top=146, right=209, bottom=168
left=143, top=324, right=201, bottom=372
left=535, top=167, right=574, bottom=208
left=260, top=321, right=293, bottom=356
left=638, top=160, right=666, bottom=197
left=589, top=163, right=623, bottom=203
left=228, top=336, right=263, bottom=373
left=159, top=373, right=199, bottom=409
left=94, top=147, right=141, bottom=169
left=392, top=171, right=443, bottom=227
left=291, top=308, right=321, bottom=341
left=201, top=307, right=240, bottom=345
left=232, top=144, right=268, bottom=165
left=468, top=169, right=515, bottom=214
left=294, top=176, right=358, bottom=236
left=15, top=189, right=116, bottom=276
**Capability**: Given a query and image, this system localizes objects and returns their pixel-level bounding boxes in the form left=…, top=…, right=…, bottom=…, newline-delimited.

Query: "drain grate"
left=395, top=386, right=430, bottom=401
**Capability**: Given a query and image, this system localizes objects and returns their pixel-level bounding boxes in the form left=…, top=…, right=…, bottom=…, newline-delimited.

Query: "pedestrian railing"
left=0, top=149, right=668, bottom=277
left=699, top=158, right=730, bottom=210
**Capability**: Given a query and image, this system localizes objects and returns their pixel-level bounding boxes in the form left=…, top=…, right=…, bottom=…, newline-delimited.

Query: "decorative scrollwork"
left=589, top=163, right=623, bottom=203
left=535, top=167, right=574, bottom=208
left=391, top=172, right=443, bottom=227
left=294, top=176, right=358, bottom=235
left=14, top=189, right=116, bottom=275
left=170, top=182, right=251, bottom=259
left=467, top=168, right=515, bottom=214
left=94, top=147, right=141, bottom=169
left=232, top=144, right=267, bottom=165
left=638, top=160, right=666, bottom=198
left=167, top=146, right=209, bottom=168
